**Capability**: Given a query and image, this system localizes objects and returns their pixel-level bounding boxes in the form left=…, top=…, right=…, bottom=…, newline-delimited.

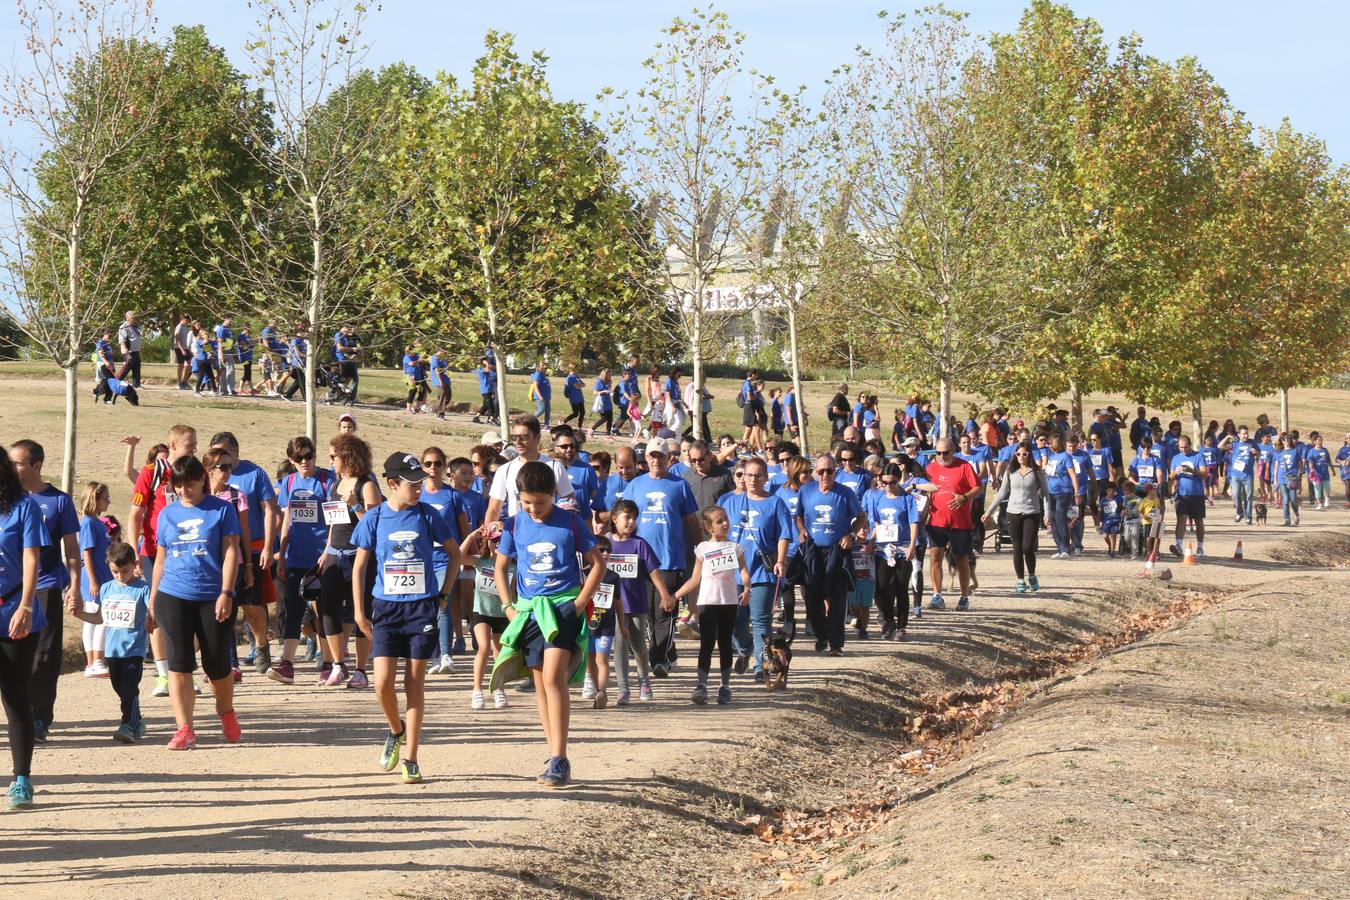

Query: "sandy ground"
left=0, top=371, right=1347, bottom=897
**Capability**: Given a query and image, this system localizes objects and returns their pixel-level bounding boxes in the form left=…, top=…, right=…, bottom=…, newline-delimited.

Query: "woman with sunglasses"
left=315, top=434, right=383, bottom=687
left=204, top=447, right=254, bottom=682
left=269, top=437, right=331, bottom=686
left=985, top=440, right=1049, bottom=592
left=864, top=463, right=920, bottom=640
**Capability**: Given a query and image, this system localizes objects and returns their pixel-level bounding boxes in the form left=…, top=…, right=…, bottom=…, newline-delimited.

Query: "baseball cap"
left=338, top=412, right=356, bottom=428
left=382, top=452, right=429, bottom=482
left=645, top=437, right=677, bottom=457
left=901, top=436, right=919, bottom=448
left=481, top=430, right=504, bottom=445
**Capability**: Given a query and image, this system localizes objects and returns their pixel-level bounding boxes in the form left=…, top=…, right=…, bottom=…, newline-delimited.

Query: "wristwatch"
left=220, top=589, right=236, bottom=598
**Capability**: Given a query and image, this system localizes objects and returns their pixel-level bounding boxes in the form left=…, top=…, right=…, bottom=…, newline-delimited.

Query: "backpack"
left=736, top=389, right=746, bottom=409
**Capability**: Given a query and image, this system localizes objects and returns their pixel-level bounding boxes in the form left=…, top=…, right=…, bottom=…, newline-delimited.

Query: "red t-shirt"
left=924, top=459, right=979, bottom=530
left=130, top=459, right=175, bottom=557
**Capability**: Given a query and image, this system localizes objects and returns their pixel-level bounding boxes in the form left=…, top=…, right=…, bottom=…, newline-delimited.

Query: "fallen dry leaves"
left=741, top=588, right=1229, bottom=893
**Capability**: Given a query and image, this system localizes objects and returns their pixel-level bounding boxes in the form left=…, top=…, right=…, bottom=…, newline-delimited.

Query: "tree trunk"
left=62, top=204, right=82, bottom=494
left=787, top=289, right=808, bottom=456
left=939, top=374, right=953, bottom=444
left=305, top=197, right=325, bottom=440
left=1068, top=378, right=1083, bottom=433
left=1189, top=397, right=1204, bottom=443
left=480, top=253, right=510, bottom=441
left=689, top=283, right=704, bottom=432
left=1279, top=388, right=1290, bottom=434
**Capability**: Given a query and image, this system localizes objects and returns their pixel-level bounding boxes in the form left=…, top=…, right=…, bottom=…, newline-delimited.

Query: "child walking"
left=605, top=499, right=674, bottom=705
left=68, top=541, right=154, bottom=742
left=491, top=461, right=605, bottom=788
left=461, top=523, right=511, bottom=710
left=352, top=452, right=461, bottom=784
left=582, top=537, right=626, bottom=709
left=674, top=506, right=750, bottom=706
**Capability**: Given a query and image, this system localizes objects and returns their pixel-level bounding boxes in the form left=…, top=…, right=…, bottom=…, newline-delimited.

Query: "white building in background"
left=665, top=246, right=794, bottom=362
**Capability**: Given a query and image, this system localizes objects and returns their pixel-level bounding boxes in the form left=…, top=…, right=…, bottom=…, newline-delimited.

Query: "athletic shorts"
left=238, top=550, right=276, bottom=606
left=154, top=590, right=233, bottom=680
left=924, top=525, right=973, bottom=557
left=370, top=597, right=439, bottom=660
left=471, top=612, right=509, bottom=635
left=174, top=348, right=190, bottom=363
left=849, top=579, right=875, bottom=608
left=457, top=567, right=474, bottom=582
left=589, top=633, right=615, bottom=655
left=1174, top=495, right=1206, bottom=521
left=519, top=599, right=582, bottom=669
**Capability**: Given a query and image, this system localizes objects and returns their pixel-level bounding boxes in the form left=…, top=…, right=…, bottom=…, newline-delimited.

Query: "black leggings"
left=696, top=605, right=737, bottom=680
left=30, top=588, right=63, bottom=725
left=563, top=401, right=585, bottom=428
left=594, top=407, right=614, bottom=434
left=1006, top=512, right=1040, bottom=579
left=154, top=591, right=234, bottom=680
left=874, top=557, right=913, bottom=630
left=406, top=382, right=428, bottom=406
left=318, top=561, right=370, bottom=638
left=0, top=634, right=39, bottom=777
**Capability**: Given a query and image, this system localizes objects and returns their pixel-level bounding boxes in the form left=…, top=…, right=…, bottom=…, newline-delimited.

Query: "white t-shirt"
left=488, top=456, right=575, bottom=517
left=694, top=540, right=741, bottom=606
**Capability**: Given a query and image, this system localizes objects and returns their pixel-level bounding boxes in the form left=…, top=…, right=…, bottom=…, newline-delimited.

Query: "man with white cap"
left=623, top=437, right=699, bottom=677
left=484, top=416, right=573, bottom=524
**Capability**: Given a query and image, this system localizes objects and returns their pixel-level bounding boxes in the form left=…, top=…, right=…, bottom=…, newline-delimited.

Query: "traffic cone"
left=1182, top=542, right=1197, bottom=565
left=1233, top=540, right=1244, bottom=561
left=1139, top=549, right=1157, bottom=577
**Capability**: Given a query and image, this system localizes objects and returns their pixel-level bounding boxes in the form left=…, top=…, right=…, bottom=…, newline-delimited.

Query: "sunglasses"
left=292, top=453, right=314, bottom=463
left=939, top=451, right=954, bottom=457
left=212, top=463, right=233, bottom=472
left=816, top=467, right=835, bottom=475
left=880, top=479, right=898, bottom=486
left=422, top=459, right=445, bottom=467
left=555, top=443, right=576, bottom=450
left=509, top=434, right=531, bottom=443
left=839, top=455, right=856, bottom=462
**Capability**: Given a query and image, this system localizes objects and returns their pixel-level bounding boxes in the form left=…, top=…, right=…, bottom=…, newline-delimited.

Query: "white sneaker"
left=83, top=664, right=98, bottom=678
left=437, top=653, right=455, bottom=675
left=581, top=677, right=597, bottom=700
left=493, top=689, right=509, bottom=709
left=90, top=659, right=110, bottom=678
left=470, top=690, right=485, bottom=710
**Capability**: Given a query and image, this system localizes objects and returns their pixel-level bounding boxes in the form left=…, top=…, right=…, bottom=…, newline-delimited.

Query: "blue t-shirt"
left=835, top=468, right=870, bottom=500
left=1336, top=445, right=1350, bottom=479
left=214, top=324, right=234, bottom=353
left=564, top=374, right=584, bottom=404
left=1070, top=450, right=1091, bottom=496
left=1275, top=447, right=1301, bottom=485
left=1257, top=442, right=1276, bottom=477
left=262, top=326, right=286, bottom=354
left=96, top=579, right=151, bottom=658
left=1199, top=445, right=1219, bottom=469
left=78, top=515, right=112, bottom=602
left=420, top=485, right=463, bottom=570
left=796, top=481, right=862, bottom=547
left=287, top=337, right=307, bottom=368
left=531, top=370, right=551, bottom=400
left=863, top=489, right=918, bottom=557
left=477, top=367, right=495, bottom=394
left=334, top=332, right=357, bottom=362
left=498, top=508, right=596, bottom=599
left=430, top=354, right=450, bottom=385
left=1229, top=441, right=1258, bottom=482
left=774, top=486, right=805, bottom=557
left=1170, top=452, right=1207, bottom=497
left=156, top=496, right=242, bottom=601
left=279, top=471, right=331, bottom=568
left=235, top=333, right=253, bottom=362
left=560, top=462, right=600, bottom=518
left=593, top=379, right=613, bottom=410
left=1307, top=447, right=1332, bottom=481
left=719, top=493, right=792, bottom=585
left=956, top=448, right=989, bottom=485
left=1086, top=447, right=1112, bottom=480
left=1044, top=451, right=1076, bottom=495
left=455, top=487, right=487, bottom=532
left=0, top=496, right=49, bottom=634
left=627, top=473, right=698, bottom=570
left=602, top=474, right=636, bottom=512
left=351, top=502, right=456, bottom=602
left=228, top=459, right=276, bottom=548
left=1129, top=453, right=1162, bottom=485
left=31, top=485, right=78, bottom=591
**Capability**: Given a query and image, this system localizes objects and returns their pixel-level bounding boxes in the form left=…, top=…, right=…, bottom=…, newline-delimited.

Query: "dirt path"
left=1, top=490, right=1347, bottom=897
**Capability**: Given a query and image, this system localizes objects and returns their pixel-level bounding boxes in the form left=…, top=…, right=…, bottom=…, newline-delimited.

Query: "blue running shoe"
left=7, top=778, right=33, bottom=810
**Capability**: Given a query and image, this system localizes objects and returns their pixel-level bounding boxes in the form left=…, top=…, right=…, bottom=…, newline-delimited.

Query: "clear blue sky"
left=5, top=0, right=1349, bottom=162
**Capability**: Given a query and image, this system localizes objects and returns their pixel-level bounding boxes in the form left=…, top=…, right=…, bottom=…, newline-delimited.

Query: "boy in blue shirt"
left=491, top=461, right=605, bottom=788
left=68, top=541, right=153, bottom=743
left=352, top=452, right=461, bottom=785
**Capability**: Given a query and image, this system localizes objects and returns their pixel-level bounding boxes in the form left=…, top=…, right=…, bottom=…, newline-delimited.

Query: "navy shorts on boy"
left=520, top=599, right=582, bottom=668
left=352, top=500, right=456, bottom=660
left=156, top=496, right=241, bottom=600
left=499, top=508, right=596, bottom=666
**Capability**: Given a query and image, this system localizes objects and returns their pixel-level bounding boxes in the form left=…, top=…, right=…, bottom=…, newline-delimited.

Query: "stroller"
left=991, top=499, right=1012, bottom=552
left=321, top=360, right=355, bottom=406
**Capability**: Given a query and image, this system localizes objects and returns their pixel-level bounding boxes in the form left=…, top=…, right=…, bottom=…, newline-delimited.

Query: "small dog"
left=762, top=629, right=793, bottom=691
left=92, top=376, right=139, bottom=406
left=1254, top=502, right=1268, bottom=526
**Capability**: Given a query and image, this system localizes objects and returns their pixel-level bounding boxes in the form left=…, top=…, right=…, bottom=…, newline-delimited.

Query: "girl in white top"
left=674, top=506, right=749, bottom=706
